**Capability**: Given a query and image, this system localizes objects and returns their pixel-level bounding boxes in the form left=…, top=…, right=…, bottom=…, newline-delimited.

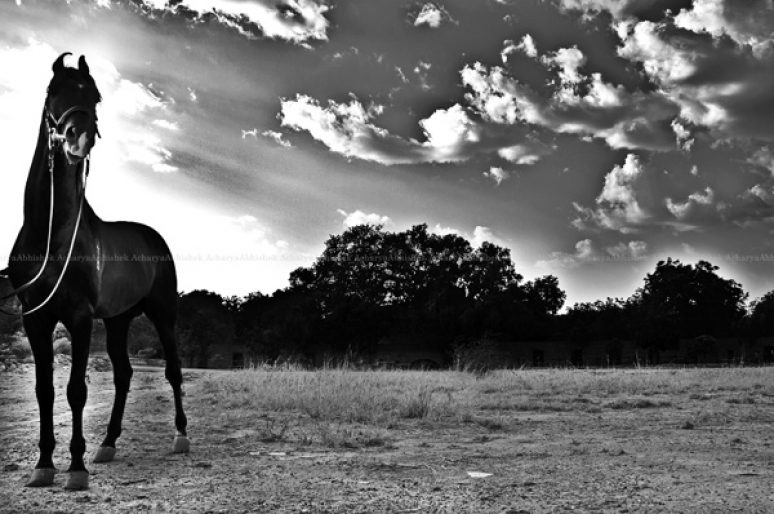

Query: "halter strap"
left=46, top=105, right=101, bottom=143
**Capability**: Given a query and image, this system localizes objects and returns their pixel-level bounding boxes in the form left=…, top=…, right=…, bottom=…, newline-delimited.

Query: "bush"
left=453, top=339, right=512, bottom=373
left=6, top=333, right=31, bottom=359
left=53, top=337, right=71, bottom=356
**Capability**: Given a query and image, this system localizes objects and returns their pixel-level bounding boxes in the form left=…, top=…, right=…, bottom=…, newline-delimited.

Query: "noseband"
left=45, top=104, right=100, bottom=150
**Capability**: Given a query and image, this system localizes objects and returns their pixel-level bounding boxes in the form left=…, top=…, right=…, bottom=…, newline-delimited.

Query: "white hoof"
left=25, top=468, right=56, bottom=487
left=93, top=445, right=116, bottom=463
left=173, top=435, right=190, bottom=454
left=64, top=470, right=89, bottom=490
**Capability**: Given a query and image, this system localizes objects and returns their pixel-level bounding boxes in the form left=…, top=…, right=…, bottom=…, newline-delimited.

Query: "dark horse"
left=5, top=54, right=189, bottom=490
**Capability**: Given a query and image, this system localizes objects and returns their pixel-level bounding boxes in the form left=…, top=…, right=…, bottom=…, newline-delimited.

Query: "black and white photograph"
left=1, top=0, right=774, bottom=511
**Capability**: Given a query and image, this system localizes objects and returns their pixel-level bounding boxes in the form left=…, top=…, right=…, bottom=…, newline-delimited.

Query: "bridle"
left=0, top=103, right=99, bottom=316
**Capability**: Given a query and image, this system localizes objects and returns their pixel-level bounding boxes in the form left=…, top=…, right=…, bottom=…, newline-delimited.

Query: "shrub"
left=453, top=339, right=512, bottom=373
left=7, top=333, right=31, bottom=359
left=53, top=337, right=71, bottom=356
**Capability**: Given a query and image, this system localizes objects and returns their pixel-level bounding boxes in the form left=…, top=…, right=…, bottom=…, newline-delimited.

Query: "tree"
left=176, top=290, right=234, bottom=367
left=748, top=291, right=774, bottom=338
left=523, top=275, right=566, bottom=315
left=635, top=259, right=747, bottom=342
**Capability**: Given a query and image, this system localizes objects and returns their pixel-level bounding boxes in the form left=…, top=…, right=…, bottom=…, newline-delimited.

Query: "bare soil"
left=1, top=364, right=774, bottom=513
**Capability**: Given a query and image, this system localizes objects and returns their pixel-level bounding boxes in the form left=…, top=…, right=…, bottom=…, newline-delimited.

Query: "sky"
left=2, top=0, right=774, bottom=307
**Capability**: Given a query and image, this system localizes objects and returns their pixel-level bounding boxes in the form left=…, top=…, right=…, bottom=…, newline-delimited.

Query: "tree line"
left=172, top=224, right=771, bottom=367
left=2, top=223, right=772, bottom=367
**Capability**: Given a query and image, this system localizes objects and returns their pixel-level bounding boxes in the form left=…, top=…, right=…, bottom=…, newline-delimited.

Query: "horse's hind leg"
left=94, top=313, right=134, bottom=463
left=24, top=314, right=58, bottom=487
left=145, top=305, right=189, bottom=453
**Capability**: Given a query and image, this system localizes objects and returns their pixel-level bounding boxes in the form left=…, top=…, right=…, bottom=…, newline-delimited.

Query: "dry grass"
left=196, top=366, right=774, bottom=436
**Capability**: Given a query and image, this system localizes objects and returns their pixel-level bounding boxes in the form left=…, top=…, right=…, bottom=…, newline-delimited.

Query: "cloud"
left=501, top=34, right=538, bottom=63
left=536, top=239, right=595, bottom=269
left=242, top=128, right=259, bottom=139
left=605, top=240, right=648, bottom=260
left=558, top=0, right=693, bottom=21
left=279, top=94, right=481, bottom=164
left=138, top=0, right=330, bottom=45
left=483, top=166, right=510, bottom=186
left=572, top=153, right=648, bottom=233
left=537, top=238, right=647, bottom=269
left=748, top=146, right=774, bottom=175
left=497, top=142, right=549, bottom=165
left=429, top=224, right=508, bottom=249
left=461, top=58, right=679, bottom=151
left=152, top=119, right=180, bottom=131
left=337, top=209, right=391, bottom=228
left=549, top=2, right=774, bottom=145
left=673, top=0, right=774, bottom=57
left=413, top=3, right=445, bottom=28
left=615, top=16, right=774, bottom=142
left=542, top=46, right=586, bottom=85
left=665, top=187, right=715, bottom=219
left=261, top=129, right=292, bottom=147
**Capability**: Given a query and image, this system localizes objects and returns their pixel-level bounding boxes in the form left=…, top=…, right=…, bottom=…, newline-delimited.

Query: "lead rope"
left=0, top=156, right=88, bottom=317
left=23, top=159, right=87, bottom=316
left=0, top=128, right=57, bottom=303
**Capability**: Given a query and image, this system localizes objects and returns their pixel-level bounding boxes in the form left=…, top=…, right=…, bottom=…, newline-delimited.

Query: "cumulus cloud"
left=461, top=58, right=679, bottom=151
left=615, top=14, right=774, bottom=142
left=261, top=129, right=292, bottom=147
left=542, top=46, right=586, bottom=85
left=483, top=166, right=510, bottom=186
left=665, top=187, right=715, bottom=219
left=139, top=0, right=330, bottom=45
left=429, top=224, right=508, bottom=249
left=674, top=0, right=774, bottom=57
left=279, top=94, right=481, bottom=164
left=414, top=3, right=447, bottom=28
left=605, top=240, right=648, bottom=260
left=553, top=1, right=774, bottom=146
left=748, top=146, right=774, bottom=175
left=501, top=34, right=538, bottom=63
left=537, top=238, right=647, bottom=269
left=497, top=142, right=549, bottom=165
left=536, top=239, right=595, bottom=269
left=572, top=153, right=649, bottom=233
left=337, top=209, right=391, bottom=228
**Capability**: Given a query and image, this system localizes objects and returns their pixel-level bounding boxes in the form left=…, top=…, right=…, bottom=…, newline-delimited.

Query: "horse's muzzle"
left=62, top=121, right=95, bottom=165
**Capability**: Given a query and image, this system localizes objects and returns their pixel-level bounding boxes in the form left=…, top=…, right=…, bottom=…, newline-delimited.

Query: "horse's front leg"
left=24, top=314, right=58, bottom=487
left=62, top=315, right=92, bottom=490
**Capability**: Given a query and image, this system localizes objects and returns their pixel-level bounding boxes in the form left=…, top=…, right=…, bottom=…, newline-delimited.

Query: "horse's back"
left=94, top=220, right=177, bottom=318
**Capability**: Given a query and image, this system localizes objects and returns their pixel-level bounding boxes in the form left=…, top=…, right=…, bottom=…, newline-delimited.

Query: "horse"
left=4, top=53, right=190, bottom=490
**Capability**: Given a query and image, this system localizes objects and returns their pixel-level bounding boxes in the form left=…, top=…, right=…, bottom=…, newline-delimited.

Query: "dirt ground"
left=1, top=364, right=774, bottom=513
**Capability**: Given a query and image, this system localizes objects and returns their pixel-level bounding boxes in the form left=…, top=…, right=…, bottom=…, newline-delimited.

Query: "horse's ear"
left=78, top=55, right=90, bottom=76
left=52, top=52, right=71, bottom=74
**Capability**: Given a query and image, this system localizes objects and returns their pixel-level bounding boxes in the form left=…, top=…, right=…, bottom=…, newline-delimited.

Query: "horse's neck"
left=22, top=112, right=86, bottom=249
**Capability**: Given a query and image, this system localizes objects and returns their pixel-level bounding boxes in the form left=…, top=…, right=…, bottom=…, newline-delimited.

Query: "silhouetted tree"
left=748, top=291, right=774, bottom=338
left=177, top=290, right=234, bottom=367
left=634, top=259, right=747, bottom=345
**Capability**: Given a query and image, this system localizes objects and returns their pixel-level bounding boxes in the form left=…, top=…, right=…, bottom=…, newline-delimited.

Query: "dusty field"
left=1, top=363, right=774, bottom=513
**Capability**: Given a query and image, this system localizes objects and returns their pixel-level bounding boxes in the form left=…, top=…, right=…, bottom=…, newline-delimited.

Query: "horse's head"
left=46, top=53, right=101, bottom=165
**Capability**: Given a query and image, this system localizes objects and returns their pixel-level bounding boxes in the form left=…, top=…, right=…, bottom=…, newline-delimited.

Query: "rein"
left=0, top=106, right=93, bottom=317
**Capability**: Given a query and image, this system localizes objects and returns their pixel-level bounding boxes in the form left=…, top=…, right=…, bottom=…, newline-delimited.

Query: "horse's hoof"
left=64, top=471, right=89, bottom=490
left=25, top=468, right=56, bottom=487
left=173, top=435, right=190, bottom=454
left=93, top=445, right=116, bottom=463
